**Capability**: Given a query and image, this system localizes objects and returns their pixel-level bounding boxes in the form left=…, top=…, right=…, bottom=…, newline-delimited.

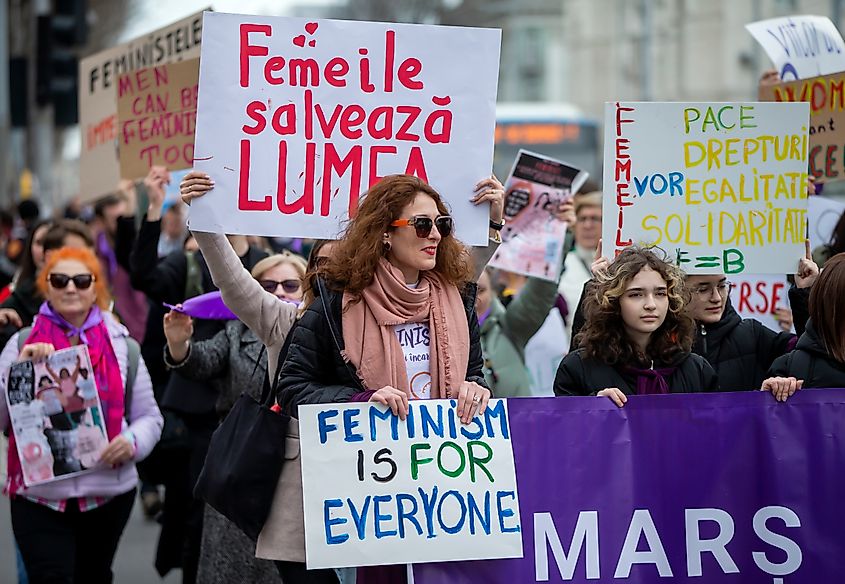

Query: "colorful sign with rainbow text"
left=413, top=391, right=845, bottom=583
left=190, top=12, right=501, bottom=244
left=603, top=102, right=810, bottom=275
left=298, top=399, right=522, bottom=569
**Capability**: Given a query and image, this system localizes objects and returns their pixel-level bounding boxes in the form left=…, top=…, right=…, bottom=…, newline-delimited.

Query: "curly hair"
left=576, top=246, right=694, bottom=366
left=318, top=175, right=472, bottom=299
left=37, top=246, right=111, bottom=311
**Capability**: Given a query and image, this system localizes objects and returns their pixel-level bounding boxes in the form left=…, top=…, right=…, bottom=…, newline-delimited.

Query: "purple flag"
left=413, top=390, right=845, bottom=583
left=164, top=291, right=238, bottom=320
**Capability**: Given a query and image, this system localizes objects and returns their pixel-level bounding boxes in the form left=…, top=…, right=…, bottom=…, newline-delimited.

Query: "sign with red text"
left=117, top=58, right=199, bottom=180
left=603, top=102, right=810, bottom=275
left=488, top=150, right=587, bottom=281
left=729, top=275, right=792, bottom=333
left=189, top=12, right=501, bottom=244
left=759, top=71, right=845, bottom=183
left=79, top=11, right=205, bottom=202
left=299, top=400, right=522, bottom=569
left=746, top=15, right=845, bottom=81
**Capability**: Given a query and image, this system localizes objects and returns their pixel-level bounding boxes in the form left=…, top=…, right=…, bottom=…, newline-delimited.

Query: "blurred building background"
left=3, top=0, right=845, bottom=210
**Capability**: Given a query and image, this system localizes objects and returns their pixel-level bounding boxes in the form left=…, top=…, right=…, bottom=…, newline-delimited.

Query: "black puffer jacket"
left=277, top=279, right=488, bottom=417
left=768, top=320, right=845, bottom=388
left=693, top=299, right=796, bottom=392
left=553, top=349, right=719, bottom=396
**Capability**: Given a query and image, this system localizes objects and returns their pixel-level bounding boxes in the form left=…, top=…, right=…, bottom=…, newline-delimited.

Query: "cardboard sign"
left=808, top=194, right=845, bottom=249
left=728, top=274, right=792, bottom=333
left=759, top=71, right=845, bottom=183
left=79, top=10, right=205, bottom=202
left=189, top=12, right=501, bottom=244
left=746, top=15, right=845, bottom=80
left=603, top=102, right=810, bottom=275
left=117, top=58, right=199, bottom=180
left=488, top=150, right=587, bottom=281
left=298, top=400, right=522, bottom=569
left=5, top=346, right=107, bottom=487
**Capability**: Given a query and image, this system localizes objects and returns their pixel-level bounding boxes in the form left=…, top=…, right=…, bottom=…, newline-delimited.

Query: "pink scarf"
left=341, top=259, right=469, bottom=399
left=5, top=304, right=125, bottom=495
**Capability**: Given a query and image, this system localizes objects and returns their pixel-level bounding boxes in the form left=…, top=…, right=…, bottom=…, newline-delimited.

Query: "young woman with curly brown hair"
left=553, top=246, right=718, bottom=405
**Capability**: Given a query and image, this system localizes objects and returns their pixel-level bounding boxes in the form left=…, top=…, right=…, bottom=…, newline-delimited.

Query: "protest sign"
left=728, top=274, right=791, bottom=333
left=746, top=15, right=845, bottom=80
left=808, top=194, right=845, bottom=249
left=5, top=346, right=107, bottom=487
left=298, top=400, right=522, bottom=569
left=488, top=150, right=588, bottom=281
left=79, top=10, right=204, bottom=202
left=759, top=71, right=845, bottom=183
left=116, top=58, right=200, bottom=180
left=414, top=390, right=845, bottom=583
left=189, top=12, right=501, bottom=244
left=603, top=102, right=809, bottom=275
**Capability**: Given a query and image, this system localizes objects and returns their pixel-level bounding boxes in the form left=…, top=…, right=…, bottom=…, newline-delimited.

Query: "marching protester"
left=765, top=253, right=845, bottom=398
left=274, top=174, right=494, bottom=583
left=554, top=246, right=719, bottom=403
left=161, top=252, right=307, bottom=584
left=557, top=190, right=602, bottom=332
left=0, top=246, right=162, bottom=582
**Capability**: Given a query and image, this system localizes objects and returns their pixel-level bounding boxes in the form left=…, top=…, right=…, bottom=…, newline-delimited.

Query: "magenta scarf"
left=5, top=303, right=125, bottom=495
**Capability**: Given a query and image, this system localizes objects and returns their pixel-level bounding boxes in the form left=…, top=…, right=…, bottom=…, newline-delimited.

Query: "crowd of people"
left=0, top=131, right=843, bottom=584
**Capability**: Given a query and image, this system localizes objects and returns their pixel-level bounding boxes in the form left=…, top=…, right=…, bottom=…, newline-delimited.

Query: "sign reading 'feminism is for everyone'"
left=189, top=12, right=501, bottom=243
left=603, top=102, right=810, bottom=275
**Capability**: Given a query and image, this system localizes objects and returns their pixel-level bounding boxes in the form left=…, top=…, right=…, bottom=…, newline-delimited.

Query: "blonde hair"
left=251, top=252, right=307, bottom=281
left=574, top=191, right=602, bottom=216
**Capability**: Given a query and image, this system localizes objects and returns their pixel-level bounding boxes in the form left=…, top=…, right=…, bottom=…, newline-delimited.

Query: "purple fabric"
left=787, top=334, right=798, bottom=352
left=96, top=232, right=117, bottom=282
left=477, top=308, right=492, bottom=327
left=357, top=565, right=406, bottom=584
left=622, top=364, right=677, bottom=395
left=414, top=390, right=845, bottom=583
left=164, top=291, right=239, bottom=320
left=553, top=293, right=568, bottom=321
left=350, top=390, right=376, bottom=402
left=38, top=302, right=104, bottom=344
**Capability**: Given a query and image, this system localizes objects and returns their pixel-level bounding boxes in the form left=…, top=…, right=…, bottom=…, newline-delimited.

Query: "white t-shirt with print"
left=393, top=321, right=432, bottom=400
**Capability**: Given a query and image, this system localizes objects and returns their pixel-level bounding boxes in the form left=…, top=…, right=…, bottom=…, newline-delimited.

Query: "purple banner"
left=414, top=390, right=845, bottom=583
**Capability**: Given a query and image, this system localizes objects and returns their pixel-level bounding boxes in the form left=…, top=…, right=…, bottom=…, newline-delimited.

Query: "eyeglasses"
left=692, top=281, right=732, bottom=298
left=576, top=215, right=602, bottom=224
left=258, top=279, right=301, bottom=294
left=390, top=215, right=453, bottom=238
left=48, top=273, right=95, bottom=290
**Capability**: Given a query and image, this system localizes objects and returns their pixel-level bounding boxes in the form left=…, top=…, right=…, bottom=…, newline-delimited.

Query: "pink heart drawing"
left=305, top=22, right=318, bottom=34
left=308, top=40, right=316, bottom=47
left=293, top=35, right=306, bottom=47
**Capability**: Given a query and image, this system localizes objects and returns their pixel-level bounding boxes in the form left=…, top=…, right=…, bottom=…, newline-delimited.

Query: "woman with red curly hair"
left=554, top=246, right=718, bottom=405
left=0, top=246, right=162, bottom=582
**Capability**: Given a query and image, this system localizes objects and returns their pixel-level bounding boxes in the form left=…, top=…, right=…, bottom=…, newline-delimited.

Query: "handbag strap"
left=316, top=277, right=365, bottom=391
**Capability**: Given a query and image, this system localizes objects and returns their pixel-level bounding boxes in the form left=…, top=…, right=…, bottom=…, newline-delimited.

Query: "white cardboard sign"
left=298, top=400, right=522, bottom=569
left=746, top=15, right=845, bottom=81
left=79, top=10, right=205, bottom=202
left=603, top=102, right=809, bottom=275
left=189, top=12, right=501, bottom=244
left=728, top=274, right=792, bottom=333
left=808, top=195, right=845, bottom=249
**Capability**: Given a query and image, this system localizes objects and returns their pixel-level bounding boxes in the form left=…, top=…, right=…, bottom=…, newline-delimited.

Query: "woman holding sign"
left=0, top=246, right=163, bottom=583
left=553, top=246, right=719, bottom=404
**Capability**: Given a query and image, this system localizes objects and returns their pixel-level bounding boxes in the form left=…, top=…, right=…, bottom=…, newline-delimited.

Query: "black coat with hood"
left=277, top=278, right=488, bottom=417
left=553, top=349, right=719, bottom=396
left=768, top=320, right=845, bottom=388
left=693, top=298, right=797, bottom=392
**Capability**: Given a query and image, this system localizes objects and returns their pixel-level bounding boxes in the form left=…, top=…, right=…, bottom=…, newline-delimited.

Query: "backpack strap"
left=17, top=326, right=31, bottom=352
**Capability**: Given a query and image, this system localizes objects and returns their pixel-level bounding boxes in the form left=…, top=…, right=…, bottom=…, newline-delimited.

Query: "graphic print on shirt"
left=394, top=322, right=432, bottom=400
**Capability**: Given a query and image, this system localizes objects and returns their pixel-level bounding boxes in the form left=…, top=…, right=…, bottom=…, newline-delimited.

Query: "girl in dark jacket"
left=554, top=246, right=718, bottom=404
left=277, top=174, right=496, bottom=584
left=765, top=252, right=845, bottom=399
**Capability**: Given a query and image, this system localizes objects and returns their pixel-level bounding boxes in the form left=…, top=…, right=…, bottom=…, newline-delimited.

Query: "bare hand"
left=795, top=239, right=820, bottom=289
left=100, top=434, right=134, bottom=465
left=454, top=380, right=491, bottom=424
left=554, top=199, right=576, bottom=225
left=0, top=308, right=23, bottom=328
left=370, top=386, right=409, bottom=421
left=180, top=171, right=215, bottom=206
left=590, top=238, right=609, bottom=277
left=144, top=165, right=171, bottom=221
left=759, top=69, right=780, bottom=88
left=761, top=376, right=803, bottom=402
left=472, top=176, right=505, bottom=225
left=163, top=309, right=194, bottom=345
left=18, top=342, right=55, bottom=362
left=118, top=179, right=139, bottom=217
left=807, top=175, right=816, bottom=196
left=773, top=307, right=793, bottom=333
left=597, top=387, right=627, bottom=407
